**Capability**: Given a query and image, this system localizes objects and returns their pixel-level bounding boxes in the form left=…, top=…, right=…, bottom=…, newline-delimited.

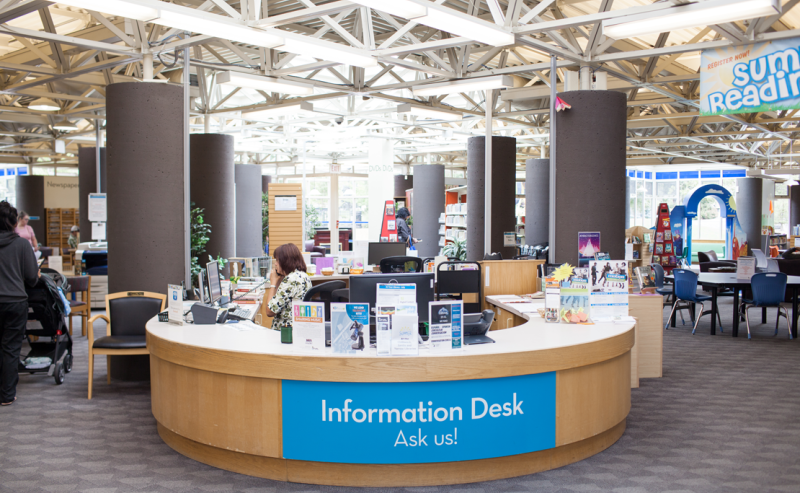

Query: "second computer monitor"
left=206, top=260, right=223, bottom=304
left=349, top=272, right=435, bottom=323
left=368, top=241, right=406, bottom=265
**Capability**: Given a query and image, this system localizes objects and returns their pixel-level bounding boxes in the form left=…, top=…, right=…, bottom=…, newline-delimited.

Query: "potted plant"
left=442, top=238, right=467, bottom=261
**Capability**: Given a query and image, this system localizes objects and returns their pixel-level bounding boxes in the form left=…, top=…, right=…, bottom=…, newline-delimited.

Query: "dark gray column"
left=78, top=147, right=106, bottom=239
left=411, top=164, right=444, bottom=257
left=466, top=136, right=517, bottom=260
left=394, top=174, right=413, bottom=197
left=106, top=82, right=185, bottom=381
left=235, top=164, right=263, bottom=256
left=737, top=177, right=762, bottom=255
left=790, top=185, right=800, bottom=231
left=191, top=134, right=235, bottom=272
left=554, top=90, right=627, bottom=264
left=261, top=174, right=272, bottom=193
left=625, top=176, right=631, bottom=229
left=14, top=175, right=44, bottom=243
left=524, top=158, right=548, bottom=246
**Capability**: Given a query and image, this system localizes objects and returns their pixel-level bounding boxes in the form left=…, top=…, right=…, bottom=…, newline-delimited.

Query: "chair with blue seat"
left=666, top=269, right=723, bottom=334
left=740, top=272, right=793, bottom=340
left=651, top=264, right=673, bottom=302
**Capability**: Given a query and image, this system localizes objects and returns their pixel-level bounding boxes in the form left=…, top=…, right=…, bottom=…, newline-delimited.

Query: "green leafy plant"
left=209, top=254, right=227, bottom=277
left=305, top=202, right=321, bottom=240
left=442, top=237, right=467, bottom=261
left=190, top=203, right=211, bottom=285
left=268, top=192, right=269, bottom=251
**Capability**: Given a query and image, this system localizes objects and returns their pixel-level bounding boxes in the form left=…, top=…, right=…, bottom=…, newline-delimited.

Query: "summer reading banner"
left=700, top=37, right=800, bottom=116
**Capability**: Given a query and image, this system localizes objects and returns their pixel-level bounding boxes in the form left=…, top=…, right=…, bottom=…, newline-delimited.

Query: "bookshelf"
left=46, top=208, right=78, bottom=251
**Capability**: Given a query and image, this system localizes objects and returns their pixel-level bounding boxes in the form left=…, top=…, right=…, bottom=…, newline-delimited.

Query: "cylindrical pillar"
left=554, top=91, right=627, bottom=264
left=190, top=134, right=235, bottom=272
left=412, top=165, right=444, bottom=258
left=790, top=185, right=800, bottom=233
left=261, top=174, right=272, bottom=193
left=625, top=176, right=631, bottom=229
left=737, top=177, right=763, bottom=256
left=78, top=147, right=106, bottom=240
left=106, top=82, right=185, bottom=381
left=14, top=175, right=45, bottom=243
left=466, top=136, right=517, bottom=260
left=524, top=158, right=549, bottom=246
left=235, top=164, right=263, bottom=256
left=394, top=174, right=413, bottom=198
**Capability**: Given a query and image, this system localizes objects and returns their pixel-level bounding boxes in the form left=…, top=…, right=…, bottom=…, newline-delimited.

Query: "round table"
left=146, top=315, right=634, bottom=486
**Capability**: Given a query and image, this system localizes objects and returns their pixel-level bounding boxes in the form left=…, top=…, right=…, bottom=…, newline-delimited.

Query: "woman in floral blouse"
left=265, top=243, right=312, bottom=331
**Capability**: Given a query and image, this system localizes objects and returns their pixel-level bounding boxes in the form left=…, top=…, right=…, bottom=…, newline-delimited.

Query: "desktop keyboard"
left=228, top=307, right=254, bottom=321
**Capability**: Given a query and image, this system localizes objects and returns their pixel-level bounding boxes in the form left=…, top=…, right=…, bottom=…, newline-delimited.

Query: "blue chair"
left=666, top=269, right=723, bottom=334
left=651, top=264, right=673, bottom=300
left=740, top=272, right=793, bottom=340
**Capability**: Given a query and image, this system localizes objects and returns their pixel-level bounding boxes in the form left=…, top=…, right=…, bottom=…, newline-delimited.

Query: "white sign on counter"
left=168, top=284, right=183, bottom=325
left=88, top=193, right=107, bottom=222
left=275, top=195, right=297, bottom=211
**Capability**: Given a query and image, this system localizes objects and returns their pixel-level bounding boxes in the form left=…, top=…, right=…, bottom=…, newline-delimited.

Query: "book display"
left=625, top=225, right=653, bottom=290
left=379, top=200, right=396, bottom=242
left=653, top=202, right=677, bottom=273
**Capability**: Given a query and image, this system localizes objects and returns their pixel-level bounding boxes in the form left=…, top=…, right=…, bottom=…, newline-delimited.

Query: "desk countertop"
left=146, top=308, right=634, bottom=382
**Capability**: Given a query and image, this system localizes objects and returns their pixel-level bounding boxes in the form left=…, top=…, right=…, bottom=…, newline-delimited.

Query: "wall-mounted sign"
left=88, top=193, right=107, bottom=222
left=282, top=373, right=556, bottom=464
left=275, top=195, right=297, bottom=211
left=701, top=38, right=800, bottom=116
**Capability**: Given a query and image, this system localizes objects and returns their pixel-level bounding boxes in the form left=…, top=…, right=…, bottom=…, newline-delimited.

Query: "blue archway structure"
left=671, top=184, right=747, bottom=264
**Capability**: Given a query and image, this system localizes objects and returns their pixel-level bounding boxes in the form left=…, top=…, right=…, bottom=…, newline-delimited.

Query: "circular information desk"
left=146, top=314, right=634, bottom=486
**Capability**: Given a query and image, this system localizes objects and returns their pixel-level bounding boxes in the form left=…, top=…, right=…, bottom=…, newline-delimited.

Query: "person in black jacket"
left=0, top=201, right=39, bottom=406
left=395, top=207, right=420, bottom=247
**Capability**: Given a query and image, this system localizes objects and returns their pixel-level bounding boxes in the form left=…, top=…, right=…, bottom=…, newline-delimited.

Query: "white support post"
left=330, top=172, right=339, bottom=257
left=302, top=140, right=307, bottom=245
left=485, top=89, right=493, bottom=256
left=143, top=52, right=153, bottom=80
left=95, top=123, right=102, bottom=193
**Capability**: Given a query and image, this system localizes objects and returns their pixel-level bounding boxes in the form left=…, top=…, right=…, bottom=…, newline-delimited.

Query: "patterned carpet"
left=2, top=298, right=799, bottom=493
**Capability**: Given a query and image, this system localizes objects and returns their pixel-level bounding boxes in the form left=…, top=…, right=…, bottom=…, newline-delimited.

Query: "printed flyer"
left=589, top=260, right=629, bottom=321
left=578, top=232, right=601, bottom=267
left=428, top=301, right=463, bottom=352
left=544, top=277, right=560, bottom=323
left=331, top=303, right=369, bottom=354
left=292, top=301, right=326, bottom=352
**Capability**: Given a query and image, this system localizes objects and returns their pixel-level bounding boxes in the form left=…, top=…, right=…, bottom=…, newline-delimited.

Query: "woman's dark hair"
left=0, top=201, right=19, bottom=232
left=396, top=207, right=410, bottom=219
left=18, top=210, right=29, bottom=220
left=274, top=243, right=307, bottom=275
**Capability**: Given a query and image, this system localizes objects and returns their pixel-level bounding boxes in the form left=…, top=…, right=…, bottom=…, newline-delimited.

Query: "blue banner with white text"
left=282, top=373, right=556, bottom=464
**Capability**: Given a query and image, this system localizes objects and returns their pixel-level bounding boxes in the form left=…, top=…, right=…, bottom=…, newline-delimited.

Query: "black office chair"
left=303, top=281, right=346, bottom=321
left=379, top=256, right=423, bottom=273
left=331, top=288, right=350, bottom=303
left=483, top=253, right=503, bottom=260
left=437, top=261, right=482, bottom=313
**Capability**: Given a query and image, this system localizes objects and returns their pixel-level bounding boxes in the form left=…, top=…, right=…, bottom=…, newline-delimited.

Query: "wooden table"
left=666, top=272, right=800, bottom=338
left=146, top=314, right=634, bottom=486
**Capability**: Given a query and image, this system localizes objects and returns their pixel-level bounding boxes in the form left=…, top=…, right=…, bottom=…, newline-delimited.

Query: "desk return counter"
left=146, top=315, right=634, bottom=486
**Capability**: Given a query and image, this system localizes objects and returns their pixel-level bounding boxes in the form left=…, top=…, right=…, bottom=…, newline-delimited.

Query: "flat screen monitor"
left=350, top=272, right=435, bottom=323
left=206, top=260, right=222, bottom=304
left=368, top=242, right=406, bottom=265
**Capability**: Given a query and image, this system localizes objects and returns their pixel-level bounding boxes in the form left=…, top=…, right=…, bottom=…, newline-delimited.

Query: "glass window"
left=775, top=183, right=789, bottom=197
left=679, top=180, right=699, bottom=202
left=339, top=177, right=369, bottom=229
left=775, top=198, right=789, bottom=234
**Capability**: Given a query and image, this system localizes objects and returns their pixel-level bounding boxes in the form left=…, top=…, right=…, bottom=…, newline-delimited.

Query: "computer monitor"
left=206, top=260, right=222, bottom=304
left=368, top=242, right=407, bottom=265
left=350, top=272, right=435, bottom=323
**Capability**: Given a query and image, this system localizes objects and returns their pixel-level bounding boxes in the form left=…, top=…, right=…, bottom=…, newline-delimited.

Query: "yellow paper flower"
left=552, top=263, right=574, bottom=282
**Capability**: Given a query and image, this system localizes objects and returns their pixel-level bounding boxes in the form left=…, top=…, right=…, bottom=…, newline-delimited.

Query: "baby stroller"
left=19, top=270, right=73, bottom=385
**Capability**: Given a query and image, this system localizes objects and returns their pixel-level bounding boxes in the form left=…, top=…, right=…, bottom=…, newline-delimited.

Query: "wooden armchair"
left=87, top=291, right=165, bottom=399
left=67, top=275, right=91, bottom=337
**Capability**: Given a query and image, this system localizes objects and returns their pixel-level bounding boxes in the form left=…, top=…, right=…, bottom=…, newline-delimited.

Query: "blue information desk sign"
left=282, top=373, right=556, bottom=464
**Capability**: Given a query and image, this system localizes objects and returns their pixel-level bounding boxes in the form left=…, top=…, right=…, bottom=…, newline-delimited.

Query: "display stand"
left=653, top=203, right=677, bottom=273
left=379, top=200, right=397, bottom=242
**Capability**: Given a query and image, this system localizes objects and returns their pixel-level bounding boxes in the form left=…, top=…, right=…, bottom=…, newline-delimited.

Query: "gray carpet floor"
left=2, top=298, right=799, bottom=493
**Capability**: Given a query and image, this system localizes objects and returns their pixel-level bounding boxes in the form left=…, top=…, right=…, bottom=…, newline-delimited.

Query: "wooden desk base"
left=158, top=419, right=625, bottom=487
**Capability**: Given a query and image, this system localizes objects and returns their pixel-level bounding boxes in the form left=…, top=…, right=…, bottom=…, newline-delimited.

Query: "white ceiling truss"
left=0, top=0, right=797, bottom=173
